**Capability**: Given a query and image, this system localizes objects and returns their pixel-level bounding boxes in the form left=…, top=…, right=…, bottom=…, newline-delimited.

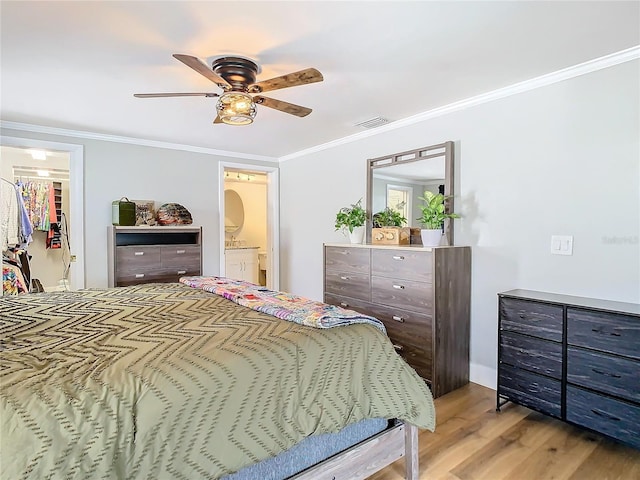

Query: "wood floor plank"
left=368, top=383, right=640, bottom=480
left=568, top=438, right=640, bottom=480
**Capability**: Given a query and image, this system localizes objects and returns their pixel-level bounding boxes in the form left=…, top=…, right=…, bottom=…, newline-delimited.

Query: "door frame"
left=218, top=161, right=279, bottom=289
left=1, top=135, right=85, bottom=290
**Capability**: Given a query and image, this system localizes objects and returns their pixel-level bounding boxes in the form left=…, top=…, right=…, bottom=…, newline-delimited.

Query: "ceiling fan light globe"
left=216, top=92, right=257, bottom=126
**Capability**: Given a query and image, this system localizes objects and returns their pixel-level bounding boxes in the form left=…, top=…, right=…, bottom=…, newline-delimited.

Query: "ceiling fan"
left=134, top=54, right=323, bottom=126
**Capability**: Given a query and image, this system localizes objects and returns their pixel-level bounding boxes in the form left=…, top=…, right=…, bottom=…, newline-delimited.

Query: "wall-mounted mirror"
left=224, top=189, right=244, bottom=233
left=366, top=141, right=454, bottom=245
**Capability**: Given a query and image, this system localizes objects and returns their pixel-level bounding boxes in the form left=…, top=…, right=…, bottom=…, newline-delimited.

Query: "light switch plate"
left=551, top=235, right=573, bottom=255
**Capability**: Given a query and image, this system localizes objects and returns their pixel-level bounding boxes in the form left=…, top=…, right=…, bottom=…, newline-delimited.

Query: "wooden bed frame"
left=291, top=421, right=418, bottom=480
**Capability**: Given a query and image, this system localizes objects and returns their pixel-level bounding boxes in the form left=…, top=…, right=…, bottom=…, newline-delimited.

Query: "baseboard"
left=470, top=363, right=497, bottom=390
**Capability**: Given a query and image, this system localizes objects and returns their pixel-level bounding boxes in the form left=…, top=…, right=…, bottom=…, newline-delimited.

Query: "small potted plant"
left=417, top=191, right=460, bottom=246
left=371, top=204, right=410, bottom=245
left=334, top=199, right=366, bottom=244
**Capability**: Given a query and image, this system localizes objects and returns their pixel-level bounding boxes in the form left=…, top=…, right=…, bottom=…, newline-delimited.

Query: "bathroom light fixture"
left=216, top=92, right=257, bottom=126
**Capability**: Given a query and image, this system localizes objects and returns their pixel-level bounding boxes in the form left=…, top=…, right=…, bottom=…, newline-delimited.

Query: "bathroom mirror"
left=366, top=141, right=454, bottom=244
left=224, top=189, right=244, bottom=233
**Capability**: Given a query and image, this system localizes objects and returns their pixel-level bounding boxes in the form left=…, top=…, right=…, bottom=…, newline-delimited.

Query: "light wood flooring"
left=369, top=383, right=640, bottom=480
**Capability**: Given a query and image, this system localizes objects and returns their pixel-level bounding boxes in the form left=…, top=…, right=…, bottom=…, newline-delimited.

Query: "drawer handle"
left=591, top=409, right=621, bottom=422
left=176, top=249, right=186, bottom=254
left=393, top=344, right=404, bottom=352
left=135, top=273, right=145, bottom=278
left=339, top=251, right=349, bottom=255
left=392, top=315, right=405, bottom=323
left=134, top=252, right=144, bottom=256
left=591, top=328, right=621, bottom=337
left=340, top=276, right=350, bottom=280
left=592, top=368, right=622, bottom=379
left=392, top=255, right=405, bottom=260
left=340, top=302, right=349, bottom=308
left=392, top=284, right=405, bottom=290
left=177, top=270, right=186, bottom=275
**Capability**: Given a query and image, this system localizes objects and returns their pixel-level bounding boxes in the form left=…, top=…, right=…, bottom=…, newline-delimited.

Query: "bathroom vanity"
left=225, top=247, right=259, bottom=284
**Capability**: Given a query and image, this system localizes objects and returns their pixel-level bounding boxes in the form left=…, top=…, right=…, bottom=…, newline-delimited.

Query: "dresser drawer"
left=499, top=297, right=563, bottom=342
left=370, top=249, right=432, bottom=283
left=116, top=246, right=161, bottom=270
left=371, top=276, right=432, bottom=314
left=498, top=364, right=562, bottom=418
left=324, top=293, right=375, bottom=317
left=160, top=245, right=201, bottom=268
left=325, top=246, right=370, bottom=274
left=324, top=271, right=370, bottom=301
left=567, top=385, right=640, bottom=449
left=115, top=268, right=167, bottom=286
left=389, top=339, right=433, bottom=383
left=567, top=346, right=640, bottom=403
left=567, top=308, right=640, bottom=360
left=364, top=302, right=432, bottom=345
left=500, top=331, right=562, bottom=379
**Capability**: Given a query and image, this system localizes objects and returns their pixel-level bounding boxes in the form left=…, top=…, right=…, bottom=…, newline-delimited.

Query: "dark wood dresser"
left=497, top=289, right=640, bottom=449
left=323, top=243, right=471, bottom=398
left=108, top=226, right=202, bottom=287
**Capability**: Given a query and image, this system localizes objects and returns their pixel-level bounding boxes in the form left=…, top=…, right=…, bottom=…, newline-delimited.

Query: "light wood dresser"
left=497, top=289, right=640, bottom=449
left=323, top=243, right=471, bottom=398
left=108, top=226, right=202, bottom=287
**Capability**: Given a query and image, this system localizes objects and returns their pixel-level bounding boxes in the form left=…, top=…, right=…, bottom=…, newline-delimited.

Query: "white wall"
left=279, top=60, right=640, bottom=389
left=0, top=129, right=277, bottom=288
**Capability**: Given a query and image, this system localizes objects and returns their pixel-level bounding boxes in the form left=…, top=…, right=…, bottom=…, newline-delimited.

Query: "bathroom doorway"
left=219, top=162, right=279, bottom=289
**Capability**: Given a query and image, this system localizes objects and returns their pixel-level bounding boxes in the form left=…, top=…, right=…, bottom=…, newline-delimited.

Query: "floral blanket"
left=179, top=276, right=386, bottom=334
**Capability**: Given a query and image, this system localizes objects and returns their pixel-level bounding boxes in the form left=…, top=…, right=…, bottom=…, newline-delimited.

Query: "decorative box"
left=371, top=227, right=410, bottom=245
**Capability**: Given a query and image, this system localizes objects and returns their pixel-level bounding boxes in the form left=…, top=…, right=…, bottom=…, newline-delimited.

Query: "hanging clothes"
left=1, top=178, right=20, bottom=252
left=2, top=260, right=28, bottom=295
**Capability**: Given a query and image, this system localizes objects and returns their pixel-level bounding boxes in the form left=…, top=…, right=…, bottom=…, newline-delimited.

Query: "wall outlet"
left=551, top=235, right=573, bottom=255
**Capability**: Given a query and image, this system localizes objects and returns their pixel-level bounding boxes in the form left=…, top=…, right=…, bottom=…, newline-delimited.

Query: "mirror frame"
left=366, top=141, right=454, bottom=245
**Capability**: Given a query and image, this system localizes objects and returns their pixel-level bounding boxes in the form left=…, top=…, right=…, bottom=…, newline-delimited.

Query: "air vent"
left=353, top=116, right=390, bottom=129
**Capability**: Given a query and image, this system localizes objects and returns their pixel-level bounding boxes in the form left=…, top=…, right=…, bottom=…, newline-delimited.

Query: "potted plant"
left=372, top=206, right=407, bottom=228
left=335, top=199, right=366, bottom=244
left=417, top=191, right=460, bottom=246
left=371, top=205, right=410, bottom=245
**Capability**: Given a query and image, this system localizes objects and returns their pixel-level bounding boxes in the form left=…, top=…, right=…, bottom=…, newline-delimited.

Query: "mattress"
left=0, top=282, right=434, bottom=479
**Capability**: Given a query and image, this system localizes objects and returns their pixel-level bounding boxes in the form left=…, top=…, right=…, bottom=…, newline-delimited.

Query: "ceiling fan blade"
left=254, top=96, right=312, bottom=117
left=134, top=93, right=219, bottom=98
left=213, top=115, right=223, bottom=124
left=249, top=68, right=323, bottom=93
left=173, top=54, right=231, bottom=88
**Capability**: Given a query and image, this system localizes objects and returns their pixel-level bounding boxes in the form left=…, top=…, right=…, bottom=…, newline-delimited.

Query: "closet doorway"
left=1, top=137, right=84, bottom=291
left=219, top=162, right=279, bottom=289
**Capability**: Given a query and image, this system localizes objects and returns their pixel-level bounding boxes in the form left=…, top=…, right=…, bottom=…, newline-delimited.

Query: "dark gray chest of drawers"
left=324, top=244, right=471, bottom=398
left=108, top=226, right=202, bottom=287
left=497, top=289, right=640, bottom=449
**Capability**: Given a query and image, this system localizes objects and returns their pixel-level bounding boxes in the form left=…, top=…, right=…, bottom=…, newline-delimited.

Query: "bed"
left=0, top=277, right=435, bottom=479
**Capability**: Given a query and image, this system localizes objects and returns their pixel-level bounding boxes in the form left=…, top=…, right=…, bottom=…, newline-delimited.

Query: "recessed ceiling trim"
left=0, top=121, right=278, bottom=163
left=280, top=45, right=640, bottom=162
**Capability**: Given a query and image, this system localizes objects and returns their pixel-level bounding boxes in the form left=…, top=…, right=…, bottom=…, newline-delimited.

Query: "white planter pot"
left=420, top=228, right=443, bottom=247
left=348, top=226, right=365, bottom=244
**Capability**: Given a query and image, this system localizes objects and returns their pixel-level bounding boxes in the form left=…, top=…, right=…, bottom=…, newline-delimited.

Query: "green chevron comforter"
left=0, top=282, right=435, bottom=479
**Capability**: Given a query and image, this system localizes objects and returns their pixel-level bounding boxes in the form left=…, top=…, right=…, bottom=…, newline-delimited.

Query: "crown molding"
left=279, top=45, right=640, bottom=162
left=0, top=121, right=278, bottom=163
left=2, top=46, right=637, bottom=164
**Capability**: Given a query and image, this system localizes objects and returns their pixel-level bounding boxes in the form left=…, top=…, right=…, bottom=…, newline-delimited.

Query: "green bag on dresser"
left=111, top=197, right=136, bottom=226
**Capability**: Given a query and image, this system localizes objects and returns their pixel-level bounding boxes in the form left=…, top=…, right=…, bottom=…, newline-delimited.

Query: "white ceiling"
left=1, top=1, right=638, bottom=159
